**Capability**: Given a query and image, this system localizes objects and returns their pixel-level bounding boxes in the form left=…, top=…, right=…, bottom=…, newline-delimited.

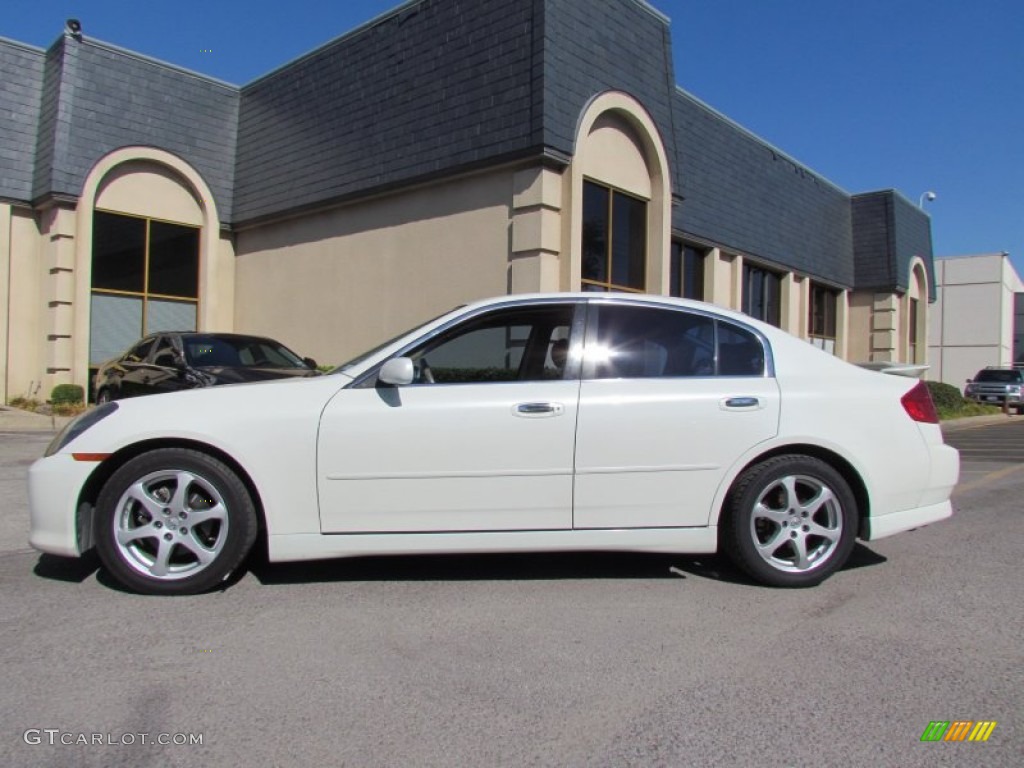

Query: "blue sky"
left=4, top=0, right=1022, bottom=277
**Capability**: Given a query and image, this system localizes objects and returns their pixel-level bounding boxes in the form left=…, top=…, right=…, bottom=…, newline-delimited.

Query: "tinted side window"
left=587, top=305, right=716, bottom=379
left=718, top=322, right=765, bottom=377
left=405, top=305, right=575, bottom=385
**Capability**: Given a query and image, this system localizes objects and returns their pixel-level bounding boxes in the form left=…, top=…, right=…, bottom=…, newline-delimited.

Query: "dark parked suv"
left=964, top=367, right=1024, bottom=414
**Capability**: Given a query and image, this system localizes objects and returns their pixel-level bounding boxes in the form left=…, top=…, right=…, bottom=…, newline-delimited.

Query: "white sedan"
left=29, top=294, right=959, bottom=595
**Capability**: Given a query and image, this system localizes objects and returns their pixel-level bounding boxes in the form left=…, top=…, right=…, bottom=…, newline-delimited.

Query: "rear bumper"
left=865, top=499, right=952, bottom=540
left=865, top=442, right=958, bottom=540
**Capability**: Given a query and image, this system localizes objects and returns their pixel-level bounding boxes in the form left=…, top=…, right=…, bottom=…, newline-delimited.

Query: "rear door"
left=573, top=301, right=780, bottom=529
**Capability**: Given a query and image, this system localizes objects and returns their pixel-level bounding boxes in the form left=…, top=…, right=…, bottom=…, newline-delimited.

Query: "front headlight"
left=44, top=402, right=119, bottom=457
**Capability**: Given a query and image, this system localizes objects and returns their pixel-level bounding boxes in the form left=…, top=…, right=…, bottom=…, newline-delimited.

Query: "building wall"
left=928, top=253, right=1024, bottom=389
left=234, top=169, right=520, bottom=366
left=2, top=205, right=47, bottom=402
left=0, top=0, right=940, bottom=397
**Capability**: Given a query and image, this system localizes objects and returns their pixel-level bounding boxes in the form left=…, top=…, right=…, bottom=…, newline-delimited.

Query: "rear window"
left=975, top=369, right=1023, bottom=383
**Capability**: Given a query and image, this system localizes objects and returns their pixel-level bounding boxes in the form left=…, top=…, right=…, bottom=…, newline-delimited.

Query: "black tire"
left=94, top=448, right=258, bottom=595
left=95, top=388, right=112, bottom=404
left=721, top=455, right=857, bottom=588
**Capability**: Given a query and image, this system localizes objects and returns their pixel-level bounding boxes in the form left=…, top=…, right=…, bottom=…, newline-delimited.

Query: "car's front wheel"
left=94, top=448, right=258, bottom=595
left=721, top=455, right=857, bottom=587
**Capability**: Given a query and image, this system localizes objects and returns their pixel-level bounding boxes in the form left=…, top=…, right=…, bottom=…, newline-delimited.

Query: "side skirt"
left=267, top=527, right=718, bottom=563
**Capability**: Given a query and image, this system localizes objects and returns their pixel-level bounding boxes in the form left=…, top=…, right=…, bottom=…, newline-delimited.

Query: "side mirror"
left=303, top=357, right=318, bottom=370
left=379, top=357, right=414, bottom=386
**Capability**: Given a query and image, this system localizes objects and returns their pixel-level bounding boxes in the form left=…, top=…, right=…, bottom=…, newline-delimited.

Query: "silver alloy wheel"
left=749, top=473, right=842, bottom=573
left=113, top=469, right=230, bottom=581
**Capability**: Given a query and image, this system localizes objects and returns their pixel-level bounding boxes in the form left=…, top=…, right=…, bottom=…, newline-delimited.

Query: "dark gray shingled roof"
left=852, top=190, right=936, bottom=295
left=234, top=0, right=680, bottom=226
left=672, top=89, right=854, bottom=287
left=25, top=35, right=239, bottom=221
left=0, top=38, right=45, bottom=202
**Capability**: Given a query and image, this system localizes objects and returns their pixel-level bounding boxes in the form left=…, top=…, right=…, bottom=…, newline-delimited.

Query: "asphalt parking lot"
left=943, top=415, right=1024, bottom=491
left=1, top=418, right=1021, bottom=768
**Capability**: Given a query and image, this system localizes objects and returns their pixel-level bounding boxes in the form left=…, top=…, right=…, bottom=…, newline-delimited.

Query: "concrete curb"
left=0, top=406, right=74, bottom=433
left=941, top=413, right=1021, bottom=432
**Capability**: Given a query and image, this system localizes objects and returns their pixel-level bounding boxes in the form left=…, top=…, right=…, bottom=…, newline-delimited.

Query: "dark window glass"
left=742, top=264, right=781, bottom=327
left=1015, top=293, right=1024, bottom=365
left=149, top=221, right=200, bottom=297
left=406, top=306, right=575, bottom=384
left=581, top=181, right=646, bottom=292
left=908, top=298, right=919, bottom=362
left=90, top=212, right=200, bottom=353
left=582, top=183, right=609, bottom=284
left=718, top=323, right=765, bottom=376
left=611, top=194, right=646, bottom=290
left=974, top=369, right=1023, bottom=383
left=588, top=305, right=717, bottom=379
left=92, top=212, right=145, bottom=293
left=670, top=242, right=706, bottom=300
left=809, top=284, right=838, bottom=339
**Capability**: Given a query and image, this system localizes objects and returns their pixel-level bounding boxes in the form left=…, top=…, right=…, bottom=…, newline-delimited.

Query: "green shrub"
left=50, top=383, right=85, bottom=406
left=925, top=380, right=964, bottom=411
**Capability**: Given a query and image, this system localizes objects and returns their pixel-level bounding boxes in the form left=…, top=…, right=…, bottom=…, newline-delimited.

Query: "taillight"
left=901, top=380, right=939, bottom=423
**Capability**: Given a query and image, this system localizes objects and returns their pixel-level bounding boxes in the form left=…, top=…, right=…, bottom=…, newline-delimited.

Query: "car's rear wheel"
left=94, top=448, right=258, bottom=595
left=722, top=455, right=857, bottom=587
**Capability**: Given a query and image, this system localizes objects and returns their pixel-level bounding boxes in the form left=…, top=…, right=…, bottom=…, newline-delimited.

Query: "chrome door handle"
left=723, top=396, right=760, bottom=409
left=513, top=402, right=564, bottom=417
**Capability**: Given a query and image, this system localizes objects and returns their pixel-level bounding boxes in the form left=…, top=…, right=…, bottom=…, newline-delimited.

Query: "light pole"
left=919, top=191, right=937, bottom=208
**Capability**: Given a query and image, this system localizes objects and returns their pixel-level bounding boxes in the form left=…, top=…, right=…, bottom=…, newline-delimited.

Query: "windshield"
left=335, top=308, right=459, bottom=373
left=183, top=335, right=308, bottom=369
left=975, top=369, right=1023, bottom=383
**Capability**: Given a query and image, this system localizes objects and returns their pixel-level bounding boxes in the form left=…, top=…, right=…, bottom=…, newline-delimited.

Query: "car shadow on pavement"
left=33, top=551, right=101, bottom=583
left=248, top=542, right=888, bottom=588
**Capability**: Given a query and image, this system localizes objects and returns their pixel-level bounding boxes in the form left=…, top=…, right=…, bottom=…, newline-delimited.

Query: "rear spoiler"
left=855, top=362, right=930, bottom=378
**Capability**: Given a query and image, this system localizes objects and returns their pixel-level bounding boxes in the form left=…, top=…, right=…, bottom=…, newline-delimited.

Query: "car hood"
left=193, top=366, right=319, bottom=384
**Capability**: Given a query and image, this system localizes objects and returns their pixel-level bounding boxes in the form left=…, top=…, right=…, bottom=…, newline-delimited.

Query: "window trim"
left=581, top=179, right=648, bottom=294
left=669, top=241, right=707, bottom=301
left=741, top=262, right=783, bottom=327
left=809, top=282, right=839, bottom=342
left=581, top=299, right=774, bottom=380
left=353, top=300, right=588, bottom=388
left=91, top=208, right=201, bottom=336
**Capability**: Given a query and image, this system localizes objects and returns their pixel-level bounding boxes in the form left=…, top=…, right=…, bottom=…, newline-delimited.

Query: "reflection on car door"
left=317, top=303, right=581, bottom=533
left=573, top=302, right=780, bottom=529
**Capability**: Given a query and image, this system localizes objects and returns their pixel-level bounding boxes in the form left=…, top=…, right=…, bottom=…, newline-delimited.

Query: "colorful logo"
left=920, top=721, right=997, bottom=742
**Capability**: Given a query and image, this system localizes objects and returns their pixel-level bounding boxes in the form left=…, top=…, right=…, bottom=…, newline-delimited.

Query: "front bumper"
left=28, top=454, right=99, bottom=558
left=965, top=391, right=1023, bottom=406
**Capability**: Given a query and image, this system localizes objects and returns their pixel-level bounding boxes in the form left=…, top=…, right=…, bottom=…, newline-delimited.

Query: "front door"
left=317, top=303, right=581, bottom=533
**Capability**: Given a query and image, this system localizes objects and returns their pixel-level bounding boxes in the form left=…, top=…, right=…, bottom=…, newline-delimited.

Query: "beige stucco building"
left=1, top=0, right=936, bottom=403
left=928, top=252, right=1024, bottom=389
